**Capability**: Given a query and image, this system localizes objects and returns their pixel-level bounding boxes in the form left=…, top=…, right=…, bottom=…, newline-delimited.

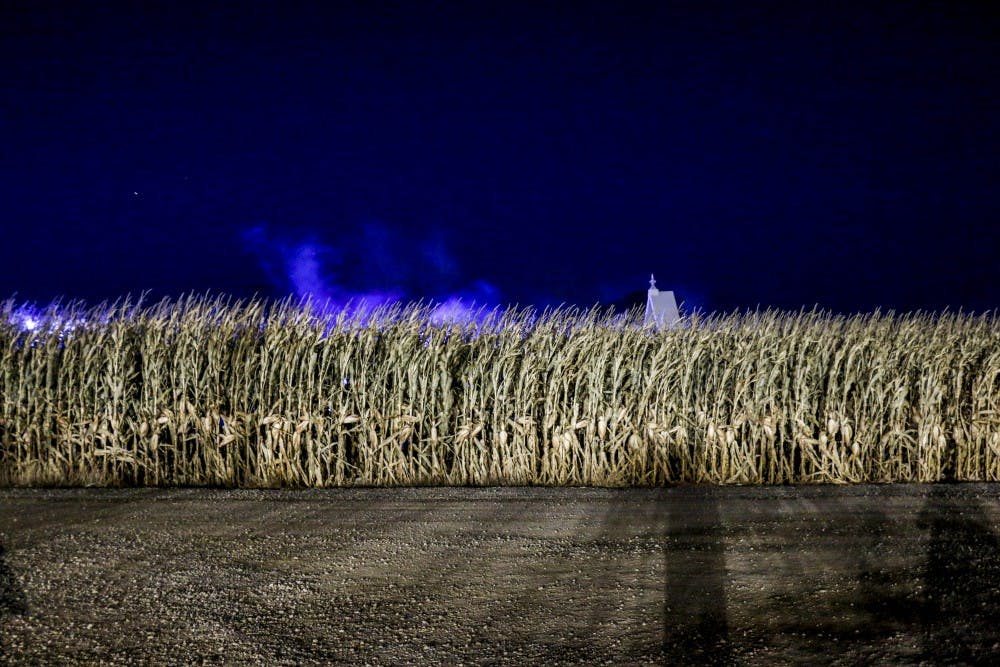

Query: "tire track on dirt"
left=338, top=489, right=596, bottom=666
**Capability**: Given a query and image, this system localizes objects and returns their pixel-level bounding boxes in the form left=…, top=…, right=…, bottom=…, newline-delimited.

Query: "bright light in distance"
left=6, top=304, right=88, bottom=338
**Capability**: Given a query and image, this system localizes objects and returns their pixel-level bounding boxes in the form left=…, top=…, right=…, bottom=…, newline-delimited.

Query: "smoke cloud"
left=241, top=222, right=502, bottom=323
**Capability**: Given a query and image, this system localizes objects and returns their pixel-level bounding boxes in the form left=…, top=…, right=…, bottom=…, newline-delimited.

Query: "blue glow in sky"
left=1, top=1, right=996, bottom=314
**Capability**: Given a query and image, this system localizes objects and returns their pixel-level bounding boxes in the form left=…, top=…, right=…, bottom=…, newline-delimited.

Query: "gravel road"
left=1, top=485, right=999, bottom=665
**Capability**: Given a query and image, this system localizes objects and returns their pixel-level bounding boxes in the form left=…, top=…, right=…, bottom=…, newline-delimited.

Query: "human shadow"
left=853, top=500, right=923, bottom=642
left=1, top=541, right=28, bottom=664
left=918, top=484, right=1000, bottom=664
left=662, top=487, right=733, bottom=665
left=0, top=543, right=27, bottom=617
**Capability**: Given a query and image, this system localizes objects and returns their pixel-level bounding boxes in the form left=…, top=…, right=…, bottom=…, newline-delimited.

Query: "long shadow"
left=854, top=500, right=922, bottom=642
left=662, top=487, right=733, bottom=665
left=588, top=489, right=673, bottom=663
left=0, top=544, right=27, bottom=617
left=918, top=484, right=1000, bottom=664
left=1, top=542, right=28, bottom=663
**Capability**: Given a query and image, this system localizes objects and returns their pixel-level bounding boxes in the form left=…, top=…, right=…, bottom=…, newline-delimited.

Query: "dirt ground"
left=1, top=485, right=999, bottom=666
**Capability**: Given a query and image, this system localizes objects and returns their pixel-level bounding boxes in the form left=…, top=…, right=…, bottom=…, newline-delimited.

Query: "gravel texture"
left=1, top=485, right=999, bottom=665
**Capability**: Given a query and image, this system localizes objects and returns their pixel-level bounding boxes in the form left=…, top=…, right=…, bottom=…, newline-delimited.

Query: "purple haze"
left=241, top=222, right=504, bottom=324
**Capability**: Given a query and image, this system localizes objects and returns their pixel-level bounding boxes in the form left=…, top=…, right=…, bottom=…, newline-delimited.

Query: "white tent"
left=644, top=274, right=680, bottom=329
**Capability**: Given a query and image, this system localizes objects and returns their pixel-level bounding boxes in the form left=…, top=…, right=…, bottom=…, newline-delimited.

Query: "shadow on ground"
left=652, top=486, right=1000, bottom=665
left=1, top=541, right=28, bottom=663
left=1, top=486, right=998, bottom=665
left=662, top=488, right=734, bottom=665
left=1, top=543, right=27, bottom=617
left=919, top=484, right=1000, bottom=663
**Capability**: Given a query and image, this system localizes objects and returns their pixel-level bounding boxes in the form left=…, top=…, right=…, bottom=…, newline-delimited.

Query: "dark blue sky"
left=2, top=1, right=996, bottom=314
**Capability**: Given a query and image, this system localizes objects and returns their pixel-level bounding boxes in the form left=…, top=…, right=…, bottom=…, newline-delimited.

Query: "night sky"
left=2, top=1, right=996, bottom=315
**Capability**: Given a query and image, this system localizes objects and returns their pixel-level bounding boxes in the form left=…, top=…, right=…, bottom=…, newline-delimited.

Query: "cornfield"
left=1, top=295, right=998, bottom=487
